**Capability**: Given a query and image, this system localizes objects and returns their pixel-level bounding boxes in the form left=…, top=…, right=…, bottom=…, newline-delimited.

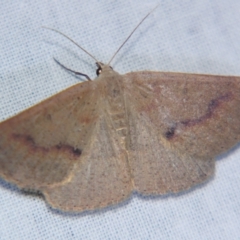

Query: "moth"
left=0, top=7, right=239, bottom=212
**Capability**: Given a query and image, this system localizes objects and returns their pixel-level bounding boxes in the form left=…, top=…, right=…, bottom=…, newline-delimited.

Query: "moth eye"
left=96, top=68, right=102, bottom=76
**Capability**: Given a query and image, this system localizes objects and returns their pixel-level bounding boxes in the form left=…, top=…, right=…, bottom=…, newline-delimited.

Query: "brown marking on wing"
left=180, top=93, right=232, bottom=127
left=11, top=134, right=82, bottom=159
left=165, top=93, right=233, bottom=139
left=79, top=116, right=94, bottom=124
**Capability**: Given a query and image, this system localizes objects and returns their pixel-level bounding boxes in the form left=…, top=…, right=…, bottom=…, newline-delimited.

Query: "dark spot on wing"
left=165, top=126, right=176, bottom=139
left=72, top=148, right=82, bottom=156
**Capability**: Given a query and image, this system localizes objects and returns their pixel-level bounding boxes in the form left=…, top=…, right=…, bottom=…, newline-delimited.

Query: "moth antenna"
left=42, top=26, right=99, bottom=63
left=53, top=58, right=92, bottom=81
left=108, top=4, right=159, bottom=65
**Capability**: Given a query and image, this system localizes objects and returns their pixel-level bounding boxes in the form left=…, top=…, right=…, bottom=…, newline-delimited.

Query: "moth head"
left=96, top=62, right=113, bottom=76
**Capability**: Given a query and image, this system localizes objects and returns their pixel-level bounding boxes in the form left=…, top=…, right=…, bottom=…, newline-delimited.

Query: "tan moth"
left=0, top=7, right=239, bottom=212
